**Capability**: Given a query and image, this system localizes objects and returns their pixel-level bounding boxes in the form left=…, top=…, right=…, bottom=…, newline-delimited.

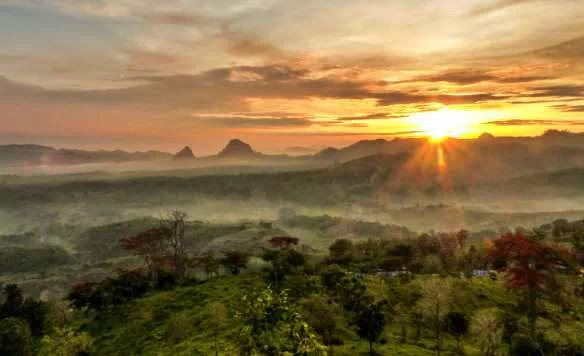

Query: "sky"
left=1, top=0, right=584, bottom=154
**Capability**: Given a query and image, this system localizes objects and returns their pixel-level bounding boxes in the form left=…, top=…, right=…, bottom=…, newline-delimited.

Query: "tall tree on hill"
left=207, top=302, right=228, bottom=356
left=356, top=302, right=386, bottom=356
left=161, top=210, right=188, bottom=278
left=418, top=277, right=454, bottom=356
left=120, top=227, right=167, bottom=282
left=445, top=311, right=469, bottom=354
left=486, top=232, right=570, bottom=341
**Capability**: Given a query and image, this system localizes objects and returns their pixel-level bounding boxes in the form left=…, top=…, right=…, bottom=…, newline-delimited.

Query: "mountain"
left=173, top=146, right=195, bottom=160
left=216, top=139, right=258, bottom=159
left=0, top=144, right=172, bottom=166
left=314, top=131, right=584, bottom=164
left=284, top=146, right=318, bottom=156
left=314, top=137, right=425, bottom=162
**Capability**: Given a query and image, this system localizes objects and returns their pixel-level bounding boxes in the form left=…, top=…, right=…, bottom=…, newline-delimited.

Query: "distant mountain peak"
left=173, top=146, right=195, bottom=160
left=218, top=139, right=256, bottom=158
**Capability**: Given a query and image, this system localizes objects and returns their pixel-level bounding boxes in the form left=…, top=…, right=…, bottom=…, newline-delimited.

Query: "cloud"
left=401, top=69, right=551, bottom=85
left=524, top=84, right=584, bottom=98
left=527, top=36, right=584, bottom=60
left=1, top=64, right=508, bottom=114
left=374, top=92, right=505, bottom=106
left=402, top=70, right=496, bottom=85
left=470, top=0, right=533, bottom=16
left=268, top=130, right=423, bottom=137
left=188, top=115, right=313, bottom=128
left=485, top=119, right=584, bottom=126
left=336, top=113, right=405, bottom=121
left=550, top=104, right=584, bottom=112
left=137, top=11, right=213, bottom=26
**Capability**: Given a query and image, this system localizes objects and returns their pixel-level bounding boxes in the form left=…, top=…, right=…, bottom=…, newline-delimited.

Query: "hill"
left=0, top=144, right=171, bottom=167
left=173, top=146, right=196, bottom=160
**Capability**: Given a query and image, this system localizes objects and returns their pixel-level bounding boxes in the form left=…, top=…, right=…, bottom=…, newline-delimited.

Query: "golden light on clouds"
left=410, top=109, right=477, bottom=140
left=0, top=0, right=583, bottom=152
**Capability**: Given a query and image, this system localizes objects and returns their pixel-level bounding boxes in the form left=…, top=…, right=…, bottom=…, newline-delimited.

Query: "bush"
left=0, top=317, right=33, bottom=356
left=511, top=336, right=543, bottom=356
left=166, top=312, right=194, bottom=344
left=39, top=327, right=93, bottom=356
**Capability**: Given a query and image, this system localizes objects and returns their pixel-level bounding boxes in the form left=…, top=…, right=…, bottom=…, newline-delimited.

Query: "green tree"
left=418, top=277, right=453, bottom=356
left=0, top=317, right=33, bottom=356
left=208, top=302, right=228, bottom=356
left=21, top=298, right=49, bottom=337
left=356, top=302, right=386, bottom=356
left=235, top=286, right=326, bottom=355
left=445, top=311, right=469, bottom=354
left=221, top=251, right=249, bottom=275
left=0, top=284, right=24, bottom=318
left=301, top=295, right=341, bottom=353
left=471, top=309, right=502, bottom=356
left=328, top=239, right=354, bottom=265
left=38, top=326, right=93, bottom=356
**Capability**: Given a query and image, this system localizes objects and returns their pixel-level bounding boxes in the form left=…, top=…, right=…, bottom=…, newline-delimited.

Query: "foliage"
left=38, top=327, right=94, bottom=356
left=471, top=309, right=503, bottom=356
left=417, top=277, right=454, bottom=355
left=487, top=232, right=571, bottom=339
left=207, top=302, right=228, bottom=356
left=235, top=286, right=327, bottom=355
left=445, top=311, right=469, bottom=352
left=0, top=317, right=33, bottom=356
left=221, top=251, right=249, bottom=275
left=355, top=302, right=387, bottom=355
left=328, top=239, right=354, bottom=265
left=300, top=295, right=341, bottom=348
left=120, top=227, right=169, bottom=280
left=67, top=270, right=151, bottom=311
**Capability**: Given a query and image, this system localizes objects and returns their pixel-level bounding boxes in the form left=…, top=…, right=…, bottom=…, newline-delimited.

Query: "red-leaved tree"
left=268, top=236, right=299, bottom=249
left=486, top=232, right=570, bottom=340
left=120, top=227, right=169, bottom=282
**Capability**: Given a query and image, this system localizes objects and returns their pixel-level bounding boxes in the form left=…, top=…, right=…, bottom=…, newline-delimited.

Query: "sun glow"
left=411, top=108, right=474, bottom=141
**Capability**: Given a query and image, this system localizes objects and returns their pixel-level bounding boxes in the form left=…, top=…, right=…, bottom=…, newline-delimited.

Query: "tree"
left=486, top=232, right=569, bottom=340
left=328, top=239, right=354, bottom=265
left=235, top=286, right=326, bottom=355
left=0, top=317, right=33, bottom=356
left=161, top=210, right=188, bottom=277
left=21, top=298, right=49, bottom=337
left=38, top=326, right=93, bottom=356
left=445, top=311, right=469, bottom=354
left=417, top=277, right=453, bottom=356
left=501, top=312, right=519, bottom=351
left=192, top=252, right=221, bottom=278
left=321, top=265, right=346, bottom=292
left=268, top=236, right=299, bottom=249
left=262, top=244, right=306, bottom=290
left=301, top=295, right=341, bottom=353
left=120, top=227, right=168, bottom=282
left=386, top=279, right=421, bottom=344
left=67, top=282, right=102, bottom=311
left=455, top=230, right=470, bottom=249
left=221, top=251, right=249, bottom=275
left=471, top=309, right=502, bottom=356
left=208, top=302, right=228, bottom=356
left=356, top=302, right=386, bottom=356
left=0, top=284, right=24, bottom=319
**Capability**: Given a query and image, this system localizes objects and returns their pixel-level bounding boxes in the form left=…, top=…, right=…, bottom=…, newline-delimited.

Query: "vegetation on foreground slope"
left=2, top=211, right=584, bottom=355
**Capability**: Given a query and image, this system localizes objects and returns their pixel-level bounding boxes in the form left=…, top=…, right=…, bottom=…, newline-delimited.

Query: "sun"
left=411, top=108, right=473, bottom=141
